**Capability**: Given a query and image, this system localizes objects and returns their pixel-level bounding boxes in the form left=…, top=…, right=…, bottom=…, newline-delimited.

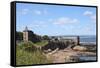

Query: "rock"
left=73, top=46, right=87, bottom=51
left=48, top=48, right=59, bottom=55
left=48, top=49, right=52, bottom=52
left=65, top=56, right=79, bottom=62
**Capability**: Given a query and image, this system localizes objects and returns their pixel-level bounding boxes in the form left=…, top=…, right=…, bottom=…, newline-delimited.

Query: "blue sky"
left=16, top=3, right=96, bottom=36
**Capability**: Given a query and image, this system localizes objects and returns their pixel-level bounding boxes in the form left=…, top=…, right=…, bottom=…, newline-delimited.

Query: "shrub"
left=17, top=41, right=37, bottom=52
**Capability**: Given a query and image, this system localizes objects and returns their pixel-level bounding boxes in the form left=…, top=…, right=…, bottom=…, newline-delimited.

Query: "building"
left=23, top=26, right=33, bottom=42
left=23, top=26, right=41, bottom=42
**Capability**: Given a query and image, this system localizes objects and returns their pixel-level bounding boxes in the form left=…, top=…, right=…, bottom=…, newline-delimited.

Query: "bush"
left=17, top=41, right=37, bottom=52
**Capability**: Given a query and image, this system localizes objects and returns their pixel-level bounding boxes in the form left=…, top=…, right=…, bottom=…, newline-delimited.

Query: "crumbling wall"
left=42, top=36, right=80, bottom=51
left=42, top=40, right=74, bottom=51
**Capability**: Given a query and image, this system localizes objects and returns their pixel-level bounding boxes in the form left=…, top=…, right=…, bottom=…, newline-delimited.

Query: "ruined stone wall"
left=42, top=40, right=74, bottom=51
left=42, top=36, right=80, bottom=51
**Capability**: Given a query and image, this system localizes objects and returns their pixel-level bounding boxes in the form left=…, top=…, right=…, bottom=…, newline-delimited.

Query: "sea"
left=50, top=35, right=96, bottom=45
left=79, top=35, right=96, bottom=45
left=49, top=35, right=97, bottom=61
left=79, top=35, right=97, bottom=61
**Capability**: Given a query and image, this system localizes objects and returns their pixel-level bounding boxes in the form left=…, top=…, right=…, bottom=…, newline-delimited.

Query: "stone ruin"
left=23, top=27, right=80, bottom=51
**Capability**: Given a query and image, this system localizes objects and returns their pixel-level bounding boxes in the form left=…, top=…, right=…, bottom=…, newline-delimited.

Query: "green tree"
left=43, top=35, right=50, bottom=40
left=16, top=32, right=23, bottom=41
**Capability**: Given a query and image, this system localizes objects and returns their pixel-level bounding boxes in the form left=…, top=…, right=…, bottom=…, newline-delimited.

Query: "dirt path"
left=45, top=48, right=96, bottom=63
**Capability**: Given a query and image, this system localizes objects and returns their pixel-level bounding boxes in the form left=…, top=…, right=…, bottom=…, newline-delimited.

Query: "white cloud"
left=34, top=10, right=42, bottom=15
left=48, top=19, right=53, bottom=22
left=19, top=9, right=48, bottom=15
left=83, top=11, right=96, bottom=23
left=53, top=17, right=79, bottom=25
left=83, top=11, right=93, bottom=16
left=34, top=10, right=48, bottom=15
left=81, top=27, right=95, bottom=35
left=27, top=21, right=47, bottom=29
left=33, top=24, right=40, bottom=27
left=91, top=15, right=96, bottom=20
left=21, top=8, right=29, bottom=15
left=71, top=19, right=79, bottom=23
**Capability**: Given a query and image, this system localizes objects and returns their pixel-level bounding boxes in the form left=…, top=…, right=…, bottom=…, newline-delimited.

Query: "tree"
left=43, top=35, right=50, bottom=40
left=16, top=32, right=23, bottom=41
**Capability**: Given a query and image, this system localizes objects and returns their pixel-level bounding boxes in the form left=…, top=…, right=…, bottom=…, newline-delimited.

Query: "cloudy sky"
left=16, top=3, right=96, bottom=36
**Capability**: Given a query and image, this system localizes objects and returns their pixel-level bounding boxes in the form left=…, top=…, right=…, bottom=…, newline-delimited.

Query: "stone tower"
left=23, top=26, right=41, bottom=42
left=23, top=26, right=35, bottom=42
left=23, top=26, right=29, bottom=42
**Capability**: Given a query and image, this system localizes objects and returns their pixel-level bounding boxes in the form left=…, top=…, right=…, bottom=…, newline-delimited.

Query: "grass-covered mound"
left=16, top=41, right=51, bottom=65
left=34, top=40, right=48, bottom=47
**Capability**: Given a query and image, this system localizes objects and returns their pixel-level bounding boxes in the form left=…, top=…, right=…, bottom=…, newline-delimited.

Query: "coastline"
left=45, top=43, right=97, bottom=63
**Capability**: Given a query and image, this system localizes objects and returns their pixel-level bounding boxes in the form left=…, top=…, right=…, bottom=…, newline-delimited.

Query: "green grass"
left=16, top=41, right=52, bottom=65
left=34, top=40, right=48, bottom=47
